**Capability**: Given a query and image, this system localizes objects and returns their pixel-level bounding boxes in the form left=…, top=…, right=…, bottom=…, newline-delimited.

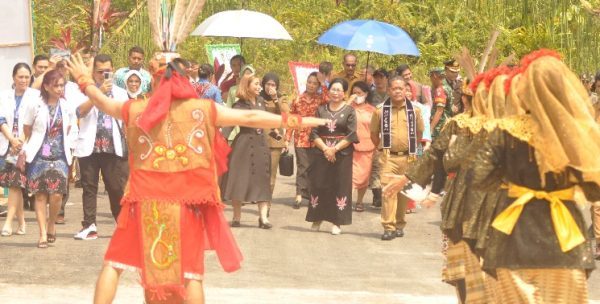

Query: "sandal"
left=1, top=228, right=12, bottom=237
left=16, top=225, right=26, bottom=235
left=354, top=204, right=365, bottom=212
left=38, top=240, right=48, bottom=249
left=47, top=234, right=56, bottom=243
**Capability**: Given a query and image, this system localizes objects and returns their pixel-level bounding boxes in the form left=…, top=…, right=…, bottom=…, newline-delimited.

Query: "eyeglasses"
left=345, top=64, right=356, bottom=67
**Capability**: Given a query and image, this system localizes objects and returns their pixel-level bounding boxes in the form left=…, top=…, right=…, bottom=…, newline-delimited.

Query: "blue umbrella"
left=318, top=20, right=419, bottom=77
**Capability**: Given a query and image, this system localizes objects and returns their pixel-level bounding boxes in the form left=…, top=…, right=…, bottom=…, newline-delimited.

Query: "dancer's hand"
left=65, top=53, right=91, bottom=82
left=301, top=117, right=330, bottom=128
left=383, top=175, right=409, bottom=198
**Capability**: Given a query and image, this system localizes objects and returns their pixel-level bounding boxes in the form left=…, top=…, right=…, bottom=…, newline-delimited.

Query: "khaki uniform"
left=370, top=101, right=424, bottom=231
left=264, top=97, right=290, bottom=194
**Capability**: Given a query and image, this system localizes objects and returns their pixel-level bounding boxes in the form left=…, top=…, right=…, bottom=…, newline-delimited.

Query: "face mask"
left=355, top=96, right=366, bottom=104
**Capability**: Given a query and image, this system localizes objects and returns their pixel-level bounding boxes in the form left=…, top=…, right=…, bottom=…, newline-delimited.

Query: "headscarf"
left=485, top=74, right=508, bottom=119
left=240, top=64, right=255, bottom=78
left=259, top=72, right=280, bottom=101
left=124, top=70, right=143, bottom=99
left=515, top=53, right=600, bottom=185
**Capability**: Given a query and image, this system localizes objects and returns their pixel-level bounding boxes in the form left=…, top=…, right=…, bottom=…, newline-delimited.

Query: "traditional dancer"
left=66, top=52, right=326, bottom=303
left=387, top=50, right=600, bottom=303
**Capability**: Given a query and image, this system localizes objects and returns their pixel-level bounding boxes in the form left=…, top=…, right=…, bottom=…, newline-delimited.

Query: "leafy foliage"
left=33, top=0, right=600, bottom=93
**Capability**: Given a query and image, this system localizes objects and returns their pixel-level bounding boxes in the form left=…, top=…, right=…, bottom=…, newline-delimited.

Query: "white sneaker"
left=74, top=223, right=98, bottom=240
left=311, top=221, right=322, bottom=231
left=331, top=225, right=341, bottom=235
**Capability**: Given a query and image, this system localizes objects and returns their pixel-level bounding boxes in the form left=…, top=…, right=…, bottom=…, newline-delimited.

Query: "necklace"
left=325, top=103, right=346, bottom=118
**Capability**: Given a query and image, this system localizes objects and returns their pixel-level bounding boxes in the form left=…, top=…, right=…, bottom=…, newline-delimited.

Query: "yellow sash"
left=491, top=183, right=584, bottom=252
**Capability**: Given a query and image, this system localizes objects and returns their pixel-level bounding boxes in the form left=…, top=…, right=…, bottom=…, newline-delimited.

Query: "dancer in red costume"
left=67, top=53, right=327, bottom=304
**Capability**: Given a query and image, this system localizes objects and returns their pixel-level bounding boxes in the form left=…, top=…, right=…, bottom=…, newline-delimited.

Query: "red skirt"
left=105, top=200, right=242, bottom=299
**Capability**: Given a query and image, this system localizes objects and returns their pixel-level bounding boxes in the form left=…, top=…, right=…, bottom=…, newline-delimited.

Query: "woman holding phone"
left=260, top=72, right=289, bottom=195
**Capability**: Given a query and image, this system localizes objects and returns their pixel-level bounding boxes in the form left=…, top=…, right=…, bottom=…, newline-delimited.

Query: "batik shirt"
left=285, top=93, right=327, bottom=148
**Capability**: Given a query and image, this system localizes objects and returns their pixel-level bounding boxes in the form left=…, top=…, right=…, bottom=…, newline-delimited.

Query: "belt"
left=491, top=183, right=582, bottom=252
left=379, top=150, right=408, bottom=156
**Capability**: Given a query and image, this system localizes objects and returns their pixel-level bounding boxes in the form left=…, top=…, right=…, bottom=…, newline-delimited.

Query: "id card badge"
left=103, top=115, right=112, bottom=129
left=42, top=143, right=51, bottom=157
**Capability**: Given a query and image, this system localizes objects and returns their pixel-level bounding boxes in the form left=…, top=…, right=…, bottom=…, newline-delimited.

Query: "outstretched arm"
left=66, top=53, right=123, bottom=120
left=215, top=105, right=327, bottom=129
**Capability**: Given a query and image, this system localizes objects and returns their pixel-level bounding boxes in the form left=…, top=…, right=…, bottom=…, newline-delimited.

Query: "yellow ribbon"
left=491, top=183, right=584, bottom=252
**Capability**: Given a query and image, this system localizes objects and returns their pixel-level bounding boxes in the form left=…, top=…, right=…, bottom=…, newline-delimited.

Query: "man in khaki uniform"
left=370, top=76, right=424, bottom=241
left=332, top=53, right=362, bottom=95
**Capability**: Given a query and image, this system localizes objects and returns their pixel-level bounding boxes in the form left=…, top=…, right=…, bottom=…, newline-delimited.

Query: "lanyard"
left=47, top=103, right=61, bottom=130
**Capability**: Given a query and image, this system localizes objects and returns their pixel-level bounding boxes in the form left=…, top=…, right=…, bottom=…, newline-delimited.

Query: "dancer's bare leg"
left=93, top=265, right=123, bottom=304
left=184, top=280, right=205, bottom=304
left=144, top=279, right=205, bottom=304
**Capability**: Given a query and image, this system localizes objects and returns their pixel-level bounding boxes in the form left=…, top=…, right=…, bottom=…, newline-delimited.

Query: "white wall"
left=0, top=0, right=33, bottom=90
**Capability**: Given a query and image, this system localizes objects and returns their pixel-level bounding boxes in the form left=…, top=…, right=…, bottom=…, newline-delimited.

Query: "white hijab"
left=124, top=70, right=143, bottom=99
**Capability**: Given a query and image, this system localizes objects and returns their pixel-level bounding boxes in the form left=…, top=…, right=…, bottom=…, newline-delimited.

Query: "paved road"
left=0, top=175, right=598, bottom=303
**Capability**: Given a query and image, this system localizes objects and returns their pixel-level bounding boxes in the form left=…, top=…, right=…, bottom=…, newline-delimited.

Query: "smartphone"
left=50, top=48, right=71, bottom=61
left=268, top=130, right=283, bottom=141
left=103, top=71, right=113, bottom=81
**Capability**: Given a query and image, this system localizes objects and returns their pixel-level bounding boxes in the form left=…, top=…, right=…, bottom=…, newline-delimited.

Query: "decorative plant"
left=49, top=28, right=87, bottom=53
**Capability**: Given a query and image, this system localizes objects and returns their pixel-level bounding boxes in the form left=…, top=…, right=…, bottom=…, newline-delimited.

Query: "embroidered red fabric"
left=138, top=70, right=198, bottom=133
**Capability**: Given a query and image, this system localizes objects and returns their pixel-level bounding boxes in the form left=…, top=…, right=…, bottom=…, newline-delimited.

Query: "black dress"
left=472, top=127, right=599, bottom=275
left=221, top=98, right=272, bottom=202
left=306, top=103, right=358, bottom=226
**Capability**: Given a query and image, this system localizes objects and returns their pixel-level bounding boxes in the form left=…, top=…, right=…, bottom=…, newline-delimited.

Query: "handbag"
left=278, top=151, right=294, bottom=177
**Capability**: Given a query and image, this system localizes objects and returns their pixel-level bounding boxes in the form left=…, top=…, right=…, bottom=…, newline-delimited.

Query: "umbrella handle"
left=365, top=52, right=370, bottom=81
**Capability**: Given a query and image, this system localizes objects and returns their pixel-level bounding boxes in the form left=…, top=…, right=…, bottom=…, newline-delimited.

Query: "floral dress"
left=27, top=104, right=69, bottom=195
left=0, top=95, right=26, bottom=189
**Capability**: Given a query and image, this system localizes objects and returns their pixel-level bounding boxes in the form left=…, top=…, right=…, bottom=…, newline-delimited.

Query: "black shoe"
left=231, top=220, right=241, bottom=227
left=395, top=228, right=404, bottom=238
left=293, top=200, right=301, bottom=209
left=372, top=188, right=382, bottom=208
left=381, top=230, right=396, bottom=241
left=0, top=206, right=7, bottom=217
left=74, top=180, right=82, bottom=188
left=258, top=218, right=272, bottom=229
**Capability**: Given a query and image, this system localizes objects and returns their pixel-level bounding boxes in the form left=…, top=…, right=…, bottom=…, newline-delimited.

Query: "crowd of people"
left=0, top=44, right=600, bottom=303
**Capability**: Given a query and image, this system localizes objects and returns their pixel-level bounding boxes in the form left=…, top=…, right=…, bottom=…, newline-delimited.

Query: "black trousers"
left=79, top=152, right=128, bottom=228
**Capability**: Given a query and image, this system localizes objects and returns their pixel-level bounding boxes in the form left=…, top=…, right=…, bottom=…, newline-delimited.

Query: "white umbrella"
left=191, top=9, right=293, bottom=40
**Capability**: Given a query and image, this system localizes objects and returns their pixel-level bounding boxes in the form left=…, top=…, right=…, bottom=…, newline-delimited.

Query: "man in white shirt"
left=73, top=54, right=129, bottom=240
left=113, top=46, right=151, bottom=94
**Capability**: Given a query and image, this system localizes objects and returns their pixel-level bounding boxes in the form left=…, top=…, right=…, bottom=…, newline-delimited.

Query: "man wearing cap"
left=368, top=68, right=389, bottom=208
left=370, top=76, right=424, bottom=240
left=429, top=67, right=453, bottom=140
left=371, top=69, right=389, bottom=107
left=444, top=59, right=463, bottom=114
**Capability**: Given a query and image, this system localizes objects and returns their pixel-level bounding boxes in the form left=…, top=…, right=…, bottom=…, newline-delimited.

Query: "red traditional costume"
left=103, top=66, right=241, bottom=300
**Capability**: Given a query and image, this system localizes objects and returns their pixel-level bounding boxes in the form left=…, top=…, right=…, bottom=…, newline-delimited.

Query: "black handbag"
left=279, top=151, right=294, bottom=176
